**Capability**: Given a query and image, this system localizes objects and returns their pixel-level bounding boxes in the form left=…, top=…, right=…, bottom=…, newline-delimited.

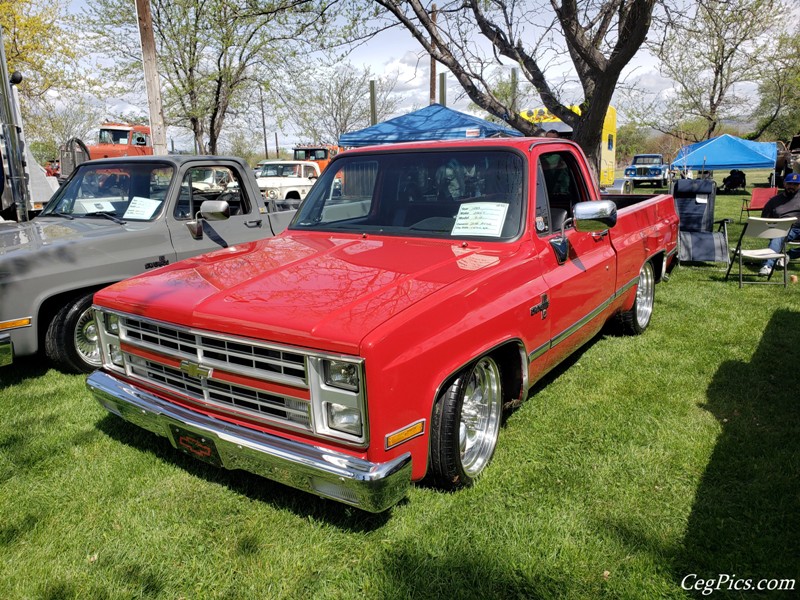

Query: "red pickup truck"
left=87, top=138, right=678, bottom=512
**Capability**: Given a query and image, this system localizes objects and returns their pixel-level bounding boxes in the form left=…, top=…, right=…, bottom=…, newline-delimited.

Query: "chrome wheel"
left=74, top=306, right=101, bottom=367
left=458, top=356, right=502, bottom=477
left=635, top=261, right=655, bottom=330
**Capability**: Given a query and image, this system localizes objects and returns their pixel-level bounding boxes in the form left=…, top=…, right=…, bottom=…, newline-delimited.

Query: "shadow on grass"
left=675, top=309, right=800, bottom=595
left=372, top=547, right=567, bottom=599
left=0, top=354, right=50, bottom=387
left=95, top=414, right=393, bottom=532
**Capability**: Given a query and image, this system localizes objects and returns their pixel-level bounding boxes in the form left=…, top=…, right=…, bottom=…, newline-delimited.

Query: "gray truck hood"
left=0, top=216, right=131, bottom=255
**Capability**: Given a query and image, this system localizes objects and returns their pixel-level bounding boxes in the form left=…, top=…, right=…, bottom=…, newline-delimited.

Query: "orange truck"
left=91, top=123, right=153, bottom=158
left=292, top=144, right=341, bottom=173
left=59, top=123, right=153, bottom=180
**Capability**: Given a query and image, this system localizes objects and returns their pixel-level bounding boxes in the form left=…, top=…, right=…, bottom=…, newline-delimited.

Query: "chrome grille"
left=121, top=316, right=307, bottom=386
left=127, top=354, right=311, bottom=428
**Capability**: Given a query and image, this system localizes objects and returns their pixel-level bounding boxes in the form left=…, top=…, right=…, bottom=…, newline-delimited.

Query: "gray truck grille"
left=635, top=167, right=651, bottom=176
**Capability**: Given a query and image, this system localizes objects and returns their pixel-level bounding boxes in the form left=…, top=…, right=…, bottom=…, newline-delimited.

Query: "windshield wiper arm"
left=85, top=211, right=126, bottom=224
left=50, top=212, right=74, bottom=220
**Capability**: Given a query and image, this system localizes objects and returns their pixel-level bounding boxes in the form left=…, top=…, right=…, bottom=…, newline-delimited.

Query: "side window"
left=304, top=166, right=316, bottom=178
left=607, top=134, right=614, bottom=151
left=174, top=166, right=251, bottom=220
left=537, top=152, right=589, bottom=235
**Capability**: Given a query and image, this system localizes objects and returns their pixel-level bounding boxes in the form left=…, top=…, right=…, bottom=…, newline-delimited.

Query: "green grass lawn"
left=1, top=174, right=798, bottom=599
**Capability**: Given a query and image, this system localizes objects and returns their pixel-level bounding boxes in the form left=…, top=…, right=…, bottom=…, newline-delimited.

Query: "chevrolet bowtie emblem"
left=180, top=360, right=213, bottom=379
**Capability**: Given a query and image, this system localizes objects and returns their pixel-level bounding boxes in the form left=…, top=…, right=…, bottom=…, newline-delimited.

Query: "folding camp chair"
left=740, top=187, right=777, bottom=222
left=673, top=179, right=730, bottom=264
left=724, top=217, right=796, bottom=287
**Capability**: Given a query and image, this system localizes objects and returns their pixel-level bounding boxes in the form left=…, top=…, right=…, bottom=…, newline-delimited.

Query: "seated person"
left=436, top=159, right=465, bottom=201
left=759, top=172, right=800, bottom=275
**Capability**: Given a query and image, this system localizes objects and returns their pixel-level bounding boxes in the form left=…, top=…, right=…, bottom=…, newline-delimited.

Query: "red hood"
left=96, top=232, right=506, bottom=354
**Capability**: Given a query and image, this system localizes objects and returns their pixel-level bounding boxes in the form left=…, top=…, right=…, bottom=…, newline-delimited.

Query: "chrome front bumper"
left=0, top=333, right=12, bottom=367
left=87, top=370, right=412, bottom=512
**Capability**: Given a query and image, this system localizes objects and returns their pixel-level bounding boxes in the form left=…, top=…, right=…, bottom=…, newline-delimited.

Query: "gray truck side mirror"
left=186, top=200, right=230, bottom=239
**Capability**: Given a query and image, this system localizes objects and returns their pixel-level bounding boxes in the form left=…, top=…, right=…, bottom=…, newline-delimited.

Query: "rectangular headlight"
left=104, top=313, right=120, bottom=335
left=326, top=402, right=363, bottom=436
left=323, top=359, right=360, bottom=391
left=307, top=356, right=367, bottom=446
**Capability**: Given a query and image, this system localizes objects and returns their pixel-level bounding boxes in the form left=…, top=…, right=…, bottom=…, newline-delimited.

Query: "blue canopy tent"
left=338, top=104, right=522, bottom=147
left=670, top=134, right=777, bottom=171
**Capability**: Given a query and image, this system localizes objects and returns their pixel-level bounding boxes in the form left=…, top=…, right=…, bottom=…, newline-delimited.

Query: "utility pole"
left=510, top=68, right=518, bottom=115
left=439, top=73, right=446, bottom=107
left=369, top=80, right=377, bottom=125
left=429, top=4, right=437, bottom=105
left=259, top=86, right=269, bottom=158
left=135, top=0, right=167, bottom=155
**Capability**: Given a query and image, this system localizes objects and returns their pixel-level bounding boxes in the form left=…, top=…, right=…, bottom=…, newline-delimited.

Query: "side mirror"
left=573, top=200, right=617, bottom=233
left=185, top=200, right=230, bottom=239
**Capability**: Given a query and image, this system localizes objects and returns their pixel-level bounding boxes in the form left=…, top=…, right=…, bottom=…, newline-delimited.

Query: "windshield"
left=41, top=163, right=174, bottom=221
left=294, top=149, right=327, bottom=161
left=290, top=150, right=525, bottom=240
left=257, top=163, right=303, bottom=178
left=98, top=128, right=129, bottom=144
left=633, top=156, right=662, bottom=165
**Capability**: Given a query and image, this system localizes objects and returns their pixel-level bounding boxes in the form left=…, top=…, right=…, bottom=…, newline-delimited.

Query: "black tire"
left=45, top=292, right=102, bottom=373
left=618, top=261, right=655, bottom=335
left=429, top=356, right=503, bottom=490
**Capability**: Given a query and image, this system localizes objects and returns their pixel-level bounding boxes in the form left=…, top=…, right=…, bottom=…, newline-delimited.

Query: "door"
left=167, top=162, right=269, bottom=261
left=534, top=150, right=617, bottom=366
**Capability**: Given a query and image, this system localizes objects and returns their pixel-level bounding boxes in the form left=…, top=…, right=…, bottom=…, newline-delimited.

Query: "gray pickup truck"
left=0, top=155, right=295, bottom=373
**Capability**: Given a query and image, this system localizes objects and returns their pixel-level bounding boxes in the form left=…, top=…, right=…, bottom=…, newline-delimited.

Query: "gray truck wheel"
left=45, top=292, right=102, bottom=373
left=618, top=261, right=655, bottom=335
left=429, top=356, right=503, bottom=490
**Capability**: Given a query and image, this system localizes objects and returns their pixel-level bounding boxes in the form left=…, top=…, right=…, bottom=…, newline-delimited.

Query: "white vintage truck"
left=254, top=160, right=320, bottom=211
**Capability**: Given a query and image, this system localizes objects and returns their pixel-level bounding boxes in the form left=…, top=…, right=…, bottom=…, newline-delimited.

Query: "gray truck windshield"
left=290, top=150, right=525, bottom=240
left=41, top=163, right=173, bottom=221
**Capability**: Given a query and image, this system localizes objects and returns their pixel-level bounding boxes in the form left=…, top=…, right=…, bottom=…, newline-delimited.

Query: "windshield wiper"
left=85, top=211, right=126, bottom=225
left=48, top=211, right=74, bottom=220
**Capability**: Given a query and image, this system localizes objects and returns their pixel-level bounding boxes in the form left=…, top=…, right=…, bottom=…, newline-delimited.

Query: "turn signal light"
left=0, top=317, right=32, bottom=330
left=385, top=420, right=425, bottom=450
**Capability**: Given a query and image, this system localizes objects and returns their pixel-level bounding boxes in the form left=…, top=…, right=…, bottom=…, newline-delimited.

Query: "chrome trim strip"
left=615, top=275, right=639, bottom=298
left=551, top=294, right=616, bottom=348
left=530, top=274, right=641, bottom=357
left=0, top=333, right=13, bottom=367
left=527, top=341, right=550, bottom=362
left=87, top=370, right=411, bottom=513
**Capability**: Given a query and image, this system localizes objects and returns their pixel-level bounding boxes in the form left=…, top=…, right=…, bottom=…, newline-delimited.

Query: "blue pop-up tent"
left=338, top=104, right=522, bottom=147
left=670, top=134, right=777, bottom=171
